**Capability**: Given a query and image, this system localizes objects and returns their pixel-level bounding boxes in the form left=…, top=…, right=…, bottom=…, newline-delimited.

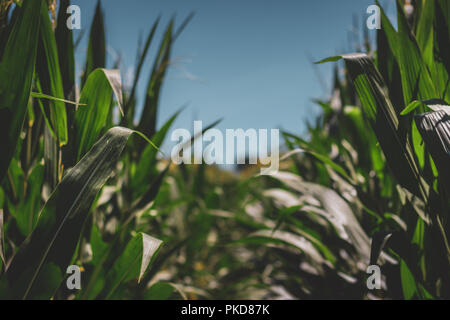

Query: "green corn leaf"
left=123, top=164, right=169, bottom=229
left=435, top=0, right=450, bottom=77
left=55, top=0, right=77, bottom=136
left=282, top=131, right=354, bottom=183
left=266, top=171, right=374, bottom=265
left=81, top=0, right=105, bottom=86
left=418, top=284, right=435, bottom=300
left=0, top=190, right=5, bottom=267
left=378, top=1, right=436, bottom=107
left=35, top=78, right=56, bottom=139
left=36, top=0, right=68, bottom=146
left=55, top=0, right=76, bottom=100
left=137, top=19, right=174, bottom=140
left=132, top=109, right=182, bottom=198
left=401, top=100, right=424, bottom=115
left=90, top=224, right=108, bottom=267
left=0, top=0, right=43, bottom=183
left=144, top=282, right=177, bottom=300
left=124, top=17, right=160, bottom=121
left=343, top=106, right=385, bottom=175
left=415, top=110, right=450, bottom=195
left=99, top=232, right=163, bottom=299
left=30, top=92, right=85, bottom=106
left=4, top=159, right=23, bottom=211
left=43, top=123, right=59, bottom=190
left=400, top=259, right=418, bottom=300
left=0, top=127, right=146, bottom=300
left=244, top=230, right=326, bottom=267
left=27, top=96, right=35, bottom=127
left=376, top=5, right=404, bottom=112
left=314, top=56, right=343, bottom=64
left=325, top=53, right=429, bottom=202
left=369, top=231, right=393, bottom=266
left=415, top=0, right=434, bottom=69
left=136, top=14, right=192, bottom=148
left=74, top=68, right=123, bottom=162
left=8, top=163, right=44, bottom=237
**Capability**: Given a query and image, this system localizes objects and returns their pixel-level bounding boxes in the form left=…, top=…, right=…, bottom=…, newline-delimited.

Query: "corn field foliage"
left=0, top=0, right=448, bottom=300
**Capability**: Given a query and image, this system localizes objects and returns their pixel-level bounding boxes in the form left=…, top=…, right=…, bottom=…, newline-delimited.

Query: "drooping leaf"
left=281, top=133, right=354, bottom=183
left=245, top=230, right=325, bottom=268
left=266, top=171, right=375, bottom=266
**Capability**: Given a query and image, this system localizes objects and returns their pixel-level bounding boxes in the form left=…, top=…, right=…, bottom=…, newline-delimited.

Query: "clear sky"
left=71, top=0, right=395, bottom=151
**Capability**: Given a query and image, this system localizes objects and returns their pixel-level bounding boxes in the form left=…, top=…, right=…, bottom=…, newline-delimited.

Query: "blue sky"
left=71, top=0, right=395, bottom=151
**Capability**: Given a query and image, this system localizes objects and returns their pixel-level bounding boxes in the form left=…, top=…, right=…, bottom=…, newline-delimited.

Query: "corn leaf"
left=0, top=127, right=143, bottom=299
left=400, top=259, right=418, bottom=300
left=267, top=171, right=373, bottom=266
left=245, top=230, right=325, bottom=266
left=36, top=0, right=68, bottom=146
left=435, top=0, right=450, bottom=78
left=144, top=282, right=176, bottom=300
left=0, top=0, right=42, bottom=183
left=0, top=202, right=4, bottom=267
left=137, top=19, right=173, bottom=140
left=131, top=109, right=181, bottom=198
left=30, top=92, right=84, bottom=106
left=99, top=232, right=163, bottom=299
left=74, top=68, right=123, bottom=162
left=334, top=54, right=429, bottom=203
left=55, top=0, right=76, bottom=100
left=81, top=0, right=105, bottom=86
left=8, top=163, right=44, bottom=237
left=415, top=110, right=450, bottom=194
left=380, top=1, right=436, bottom=106
left=369, top=231, right=393, bottom=265
left=123, top=17, right=160, bottom=122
